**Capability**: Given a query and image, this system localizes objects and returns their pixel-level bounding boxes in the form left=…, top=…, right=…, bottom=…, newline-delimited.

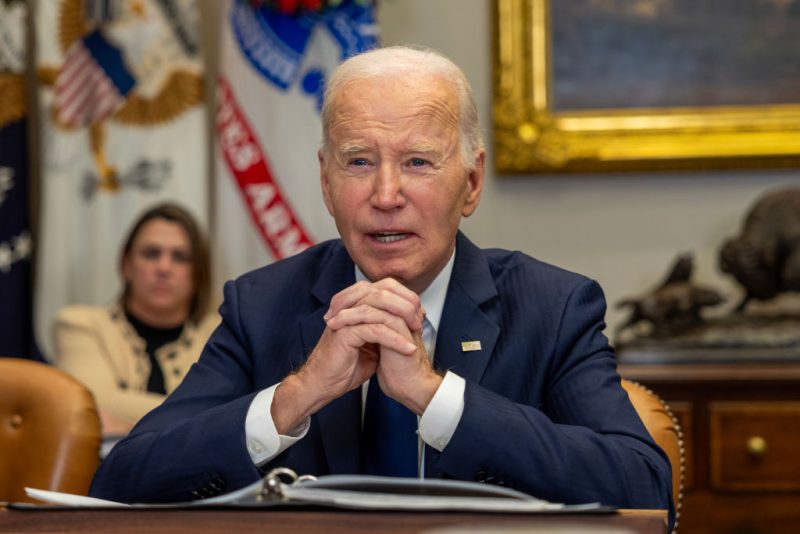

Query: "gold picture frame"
left=493, top=0, right=800, bottom=174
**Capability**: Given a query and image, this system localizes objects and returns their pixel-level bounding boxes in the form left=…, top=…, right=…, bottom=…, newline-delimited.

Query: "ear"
left=319, top=149, right=335, bottom=217
left=461, top=150, right=485, bottom=218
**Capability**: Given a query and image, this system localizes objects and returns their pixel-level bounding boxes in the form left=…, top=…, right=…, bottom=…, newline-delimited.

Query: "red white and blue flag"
left=54, top=30, right=135, bottom=128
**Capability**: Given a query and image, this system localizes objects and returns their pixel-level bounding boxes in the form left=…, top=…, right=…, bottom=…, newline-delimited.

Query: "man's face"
left=320, top=75, right=484, bottom=294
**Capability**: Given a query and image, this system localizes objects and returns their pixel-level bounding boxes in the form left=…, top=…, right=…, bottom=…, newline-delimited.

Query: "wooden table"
left=0, top=507, right=666, bottom=533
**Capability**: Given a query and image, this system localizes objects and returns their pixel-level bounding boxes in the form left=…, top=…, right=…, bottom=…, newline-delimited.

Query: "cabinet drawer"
left=710, top=402, right=800, bottom=491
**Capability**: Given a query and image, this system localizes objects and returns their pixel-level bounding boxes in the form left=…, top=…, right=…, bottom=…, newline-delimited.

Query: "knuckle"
left=364, top=323, right=380, bottom=338
left=369, top=323, right=384, bottom=336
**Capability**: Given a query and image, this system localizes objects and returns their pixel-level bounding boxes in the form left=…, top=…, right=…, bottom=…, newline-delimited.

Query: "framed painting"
left=493, top=0, right=800, bottom=173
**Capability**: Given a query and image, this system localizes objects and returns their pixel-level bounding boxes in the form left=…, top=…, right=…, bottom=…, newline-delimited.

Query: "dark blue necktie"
left=361, top=375, right=418, bottom=477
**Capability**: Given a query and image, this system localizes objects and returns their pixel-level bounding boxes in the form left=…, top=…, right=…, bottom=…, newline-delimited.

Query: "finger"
left=371, top=278, right=423, bottom=309
left=345, top=323, right=417, bottom=355
left=379, top=328, right=427, bottom=365
left=353, top=288, right=424, bottom=332
left=325, top=279, right=423, bottom=326
left=324, top=281, right=375, bottom=321
left=413, top=329, right=426, bottom=352
left=326, top=304, right=412, bottom=337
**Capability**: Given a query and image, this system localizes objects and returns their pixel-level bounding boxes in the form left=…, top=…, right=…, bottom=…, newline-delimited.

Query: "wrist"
left=272, top=371, right=327, bottom=434
left=399, top=368, right=444, bottom=416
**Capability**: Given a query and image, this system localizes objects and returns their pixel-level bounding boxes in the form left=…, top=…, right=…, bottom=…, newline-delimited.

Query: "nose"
left=156, top=252, right=174, bottom=274
left=371, top=163, right=405, bottom=210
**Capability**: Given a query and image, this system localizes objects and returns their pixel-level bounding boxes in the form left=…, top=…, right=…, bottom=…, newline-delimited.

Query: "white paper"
left=24, top=488, right=129, bottom=507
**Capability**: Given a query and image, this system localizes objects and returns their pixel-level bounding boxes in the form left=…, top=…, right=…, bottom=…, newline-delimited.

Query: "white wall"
left=201, top=0, right=800, bottom=338
left=376, top=0, right=799, bottom=337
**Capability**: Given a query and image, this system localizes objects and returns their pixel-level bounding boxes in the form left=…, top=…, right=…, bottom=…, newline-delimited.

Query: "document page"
left=24, top=472, right=608, bottom=513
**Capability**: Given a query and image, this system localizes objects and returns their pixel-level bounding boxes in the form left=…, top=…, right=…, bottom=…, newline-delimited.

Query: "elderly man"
left=91, top=46, right=673, bottom=525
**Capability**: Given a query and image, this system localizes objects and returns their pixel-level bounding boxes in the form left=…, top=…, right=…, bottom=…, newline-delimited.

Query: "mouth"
left=370, top=232, right=411, bottom=244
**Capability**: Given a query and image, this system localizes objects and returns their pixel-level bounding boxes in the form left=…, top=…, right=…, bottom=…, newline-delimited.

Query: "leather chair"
left=0, top=358, right=102, bottom=503
left=621, top=378, right=684, bottom=533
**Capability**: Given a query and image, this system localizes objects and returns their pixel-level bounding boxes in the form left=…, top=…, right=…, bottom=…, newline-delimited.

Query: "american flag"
left=54, top=29, right=135, bottom=128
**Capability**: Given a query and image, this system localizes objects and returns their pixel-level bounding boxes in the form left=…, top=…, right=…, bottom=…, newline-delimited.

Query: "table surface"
left=0, top=507, right=667, bottom=533
left=618, top=362, right=800, bottom=383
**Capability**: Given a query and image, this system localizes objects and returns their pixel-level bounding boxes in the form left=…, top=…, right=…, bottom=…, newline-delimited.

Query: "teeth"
left=375, top=233, right=407, bottom=243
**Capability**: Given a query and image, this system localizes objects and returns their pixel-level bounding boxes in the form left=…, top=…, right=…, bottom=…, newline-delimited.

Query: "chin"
left=147, top=299, right=180, bottom=312
left=360, top=263, right=409, bottom=283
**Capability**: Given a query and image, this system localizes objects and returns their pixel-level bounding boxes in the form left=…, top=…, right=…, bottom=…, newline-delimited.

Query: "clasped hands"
left=272, top=278, right=443, bottom=435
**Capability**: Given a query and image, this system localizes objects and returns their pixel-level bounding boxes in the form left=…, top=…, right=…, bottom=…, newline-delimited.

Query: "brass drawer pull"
left=746, top=436, right=767, bottom=457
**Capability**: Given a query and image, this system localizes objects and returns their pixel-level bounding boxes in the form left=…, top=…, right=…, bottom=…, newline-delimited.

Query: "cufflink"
left=248, top=439, right=264, bottom=454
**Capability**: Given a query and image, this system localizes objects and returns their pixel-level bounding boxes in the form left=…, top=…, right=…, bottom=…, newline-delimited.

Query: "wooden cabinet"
left=618, top=362, right=800, bottom=534
left=710, top=402, right=800, bottom=492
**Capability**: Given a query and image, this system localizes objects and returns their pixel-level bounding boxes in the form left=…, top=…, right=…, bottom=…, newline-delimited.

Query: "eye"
left=409, top=158, right=428, bottom=167
left=172, top=250, right=192, bottom=264
left=349, top=158, right=369, bottom=167
left=140, top=246, right=162, bottom=260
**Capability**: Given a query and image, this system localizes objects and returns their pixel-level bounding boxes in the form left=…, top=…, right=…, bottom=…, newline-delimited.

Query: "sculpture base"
left=616, top=311, right=800, bottom=364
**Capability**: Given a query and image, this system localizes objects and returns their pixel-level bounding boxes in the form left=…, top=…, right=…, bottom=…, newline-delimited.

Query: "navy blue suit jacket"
left=91, top=233, right=673, bottom=526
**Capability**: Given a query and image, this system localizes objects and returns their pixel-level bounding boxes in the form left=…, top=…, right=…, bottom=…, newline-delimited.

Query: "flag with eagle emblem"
left=54, top=29, right=136, bottom=128
left=35, top=0, right=209, bottom=358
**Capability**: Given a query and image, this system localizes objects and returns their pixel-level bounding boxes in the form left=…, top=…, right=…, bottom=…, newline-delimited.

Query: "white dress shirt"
left=243, top=250, right=466, bottom=472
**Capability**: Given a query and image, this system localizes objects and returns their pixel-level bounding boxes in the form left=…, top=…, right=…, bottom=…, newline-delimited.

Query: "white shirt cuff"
left=245, top=383, right=310, bottom=466
left=419, top=371, right=465, bottom=452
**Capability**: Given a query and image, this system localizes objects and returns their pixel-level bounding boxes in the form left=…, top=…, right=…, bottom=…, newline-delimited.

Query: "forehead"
left=328, top=75, right=460, bottom=143
left=132, top=219, right=190, bottom=247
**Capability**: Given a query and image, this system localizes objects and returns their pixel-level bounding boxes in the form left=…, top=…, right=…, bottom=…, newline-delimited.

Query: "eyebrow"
left=406, top=144, right=441, bottom=155
left=138, top=243, right=192, bottom=252
left=336, top=144, right=371, bottom=157
left=334, top=143, right=447, bottom=160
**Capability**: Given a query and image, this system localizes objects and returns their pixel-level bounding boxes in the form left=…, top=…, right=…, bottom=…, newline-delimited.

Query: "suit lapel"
left=298, top=243, right=362, bottom=474
left=298, top=242, right=355, bottom=364
left=434, top=232, right=500, bottom=384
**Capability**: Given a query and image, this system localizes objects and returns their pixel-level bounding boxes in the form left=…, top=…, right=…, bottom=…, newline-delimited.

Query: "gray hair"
left=321, top=45, right=484, bottom=170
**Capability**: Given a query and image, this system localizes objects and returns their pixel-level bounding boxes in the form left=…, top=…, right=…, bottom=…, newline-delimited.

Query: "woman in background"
left=53, top=203, right=219, bottom=436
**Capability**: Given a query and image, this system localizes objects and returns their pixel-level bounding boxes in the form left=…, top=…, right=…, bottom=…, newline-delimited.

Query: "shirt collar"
left=353, top=248, right=455, bottom=333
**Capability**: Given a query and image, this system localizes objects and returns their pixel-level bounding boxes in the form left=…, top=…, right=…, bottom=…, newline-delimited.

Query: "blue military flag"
left=0, top=0, right=41, bottom=360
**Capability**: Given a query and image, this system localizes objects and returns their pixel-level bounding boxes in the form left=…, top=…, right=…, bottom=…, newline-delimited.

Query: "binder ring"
left=261, top=467, right=299, bottom=500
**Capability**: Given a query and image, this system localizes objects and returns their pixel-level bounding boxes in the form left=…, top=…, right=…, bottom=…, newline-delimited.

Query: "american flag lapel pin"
left=461, top=340, right=482, bottom=352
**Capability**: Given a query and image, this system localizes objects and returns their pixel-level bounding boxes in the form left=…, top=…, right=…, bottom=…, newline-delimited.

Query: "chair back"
left=0, top=358, right=101, bottom=503
left=621, top=378, right=683, bottom=532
